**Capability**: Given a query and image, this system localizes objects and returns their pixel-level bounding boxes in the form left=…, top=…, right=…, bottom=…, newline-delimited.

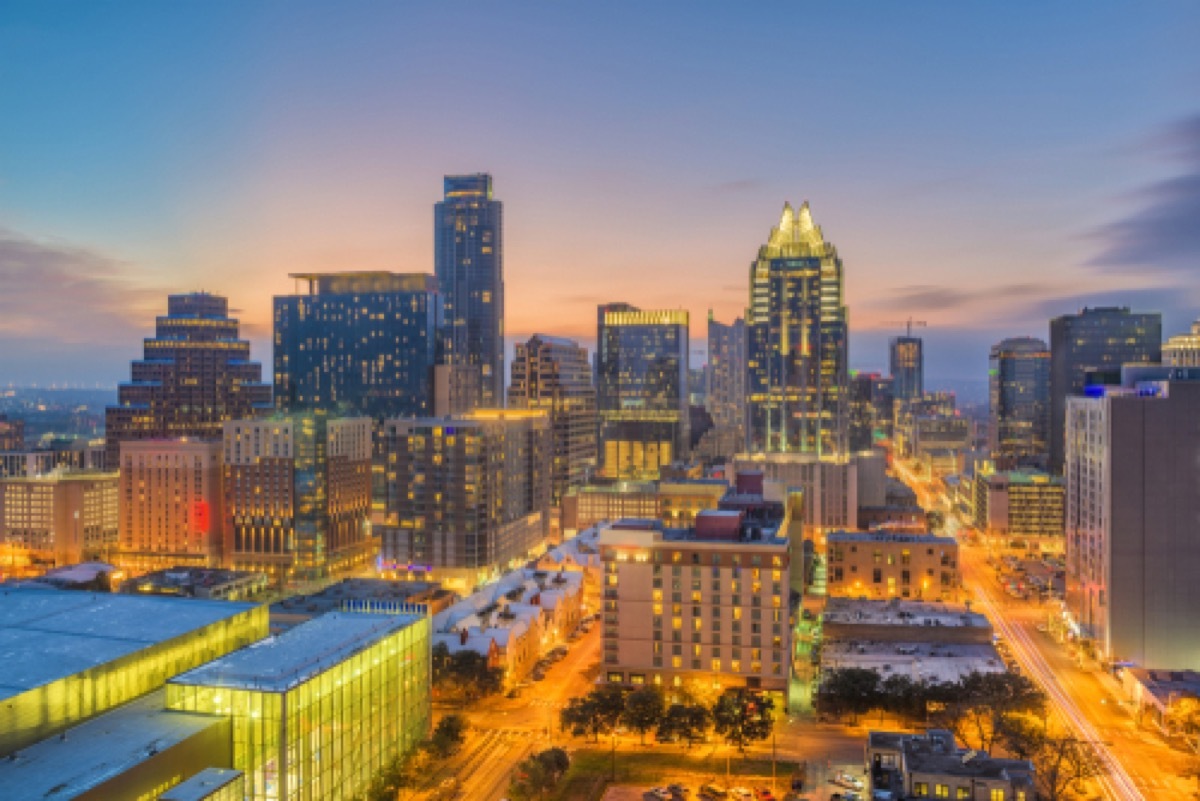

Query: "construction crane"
left=882, top=317, right=928, bottom=338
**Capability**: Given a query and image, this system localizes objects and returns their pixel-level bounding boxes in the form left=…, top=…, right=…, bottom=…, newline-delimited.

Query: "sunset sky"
left=2, top=2, right=1199, bottom=387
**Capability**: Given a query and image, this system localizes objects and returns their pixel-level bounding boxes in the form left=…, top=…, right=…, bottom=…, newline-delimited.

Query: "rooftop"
left=170, top=611, right=422, bottom=693
left=0, top=691, right=226, bottom=801
left=271, top=578, right=450, bottom=619
left=161, top=768, right=243, bottom=801
left=828, top=530, right=952, bottom=545
left=823, top=597, right=988, bottom=629
left=822, top=641, right=1005, bottom=684
left=0, top=588, right=258, bottom=702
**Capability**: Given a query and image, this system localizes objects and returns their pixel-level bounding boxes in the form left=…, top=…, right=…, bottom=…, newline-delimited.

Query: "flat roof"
left=170, top=611, right=422, bottom=693
left=823, top=642, right=1005, bottom=684
left=828, top=530, right=952, bottom=545
left=0, top=691, right=226, bottom=801
left=0, top=588, right=258, bottom=702
left=823, top=597, right=989, bottom=629
left=161, top=768, right=243, bottom=801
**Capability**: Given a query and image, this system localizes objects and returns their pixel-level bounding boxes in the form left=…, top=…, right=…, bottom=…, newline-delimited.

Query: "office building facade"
left=434, top=174, right=504, bottom=409
left=747, top=202, right=849, bottom=455
left=849, top=372, right=894, bottom=452
left=105, top=293, right=272, bottom=465
left=974, top=469, right=1064, bottom=554
left=596, top=304, right=690, bottom=480
left=1049, top=307, right=1161, bottom=473
left=273, top=272, right=441, bottom=419
left=508, top=334, right=597, bottom=503
left=1163, top=319, right=1200, bottom=367
left=989, top=337, right=1051, bottom=467
left=380, top=410, right=552, bottom=589
left=118, top=439, right=226, bottom=574
left=1065, top=376, right=1200, bottom=667
left=827, top=531, right=960, bottom=602
left=0, top=471, right=118, bottom=566
left=224, top=415, right=373, bottom=585
left=706, top=314, right=747, bottom=431
left=889, top=336, right=923, bottom=402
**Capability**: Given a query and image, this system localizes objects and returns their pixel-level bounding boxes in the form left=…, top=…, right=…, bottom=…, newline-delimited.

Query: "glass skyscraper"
left=105, top=293, right=272, bottom=465
left=706, top=313, right=746, bottom=433
left=596, top=304, right=689, bottom=479
left=273, top=272, right=441, bottom=420
left=1048, top=307, right=1161, bottom=473
left=434, top=174, right=504, bottom=409
left=746, top=202, right=849, bottom=455
left=989, top=336, right=1050, bottom=467
left=889, top=336, right=923, bottom=402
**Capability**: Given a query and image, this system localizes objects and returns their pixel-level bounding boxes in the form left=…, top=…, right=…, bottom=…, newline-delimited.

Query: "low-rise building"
left=827, top=531, right=960, bottom=602
left=728, top=452, right=859, bottom=534
left=974, top=469, right=1065, bottom=554
left=120, top=566, right=268, bottom=601
left=1120, top=668, right=1200, bottom=736
left=0, top=470, right=119, bottom=566
left=868, top=729, right=1036, bottom=801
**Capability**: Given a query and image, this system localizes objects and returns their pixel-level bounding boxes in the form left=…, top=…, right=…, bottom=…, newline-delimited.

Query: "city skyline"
left=3, top=3, right=1200, bottom=385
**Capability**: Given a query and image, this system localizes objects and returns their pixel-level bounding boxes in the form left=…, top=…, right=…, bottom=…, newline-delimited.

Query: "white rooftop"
left=0, top=587, right=258, bottom=702
left=823, top=641, right=1006, bottom=684
left=170, top=611, right=422, bottom=693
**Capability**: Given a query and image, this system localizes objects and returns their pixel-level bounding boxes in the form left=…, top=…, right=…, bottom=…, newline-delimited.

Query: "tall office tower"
left=0, top=415, right=24, bottom=451
left=848, top=372, right=894, bottom=452
left=706, top=313, right=747, bottom=432
left=434, top=174, right=504, bottom=409
left=989, top=337, right=1050, bottom=467
left=105, top=293, right=272, bottom=465
left=508, top=335, right=597, bottom=504
left=746, top=201, right=849, bottom=455
left=117, top=439, right=225, bottom=574
left=1163, top=319, right=1200, bottom=367
left=0, top=471, right=119, bottom=566
left=596, top=304, right=690, bottom=479
left=1048, top=306, right=1161, bottom=473
left=1065, top=371, right=1200, bottom=667
left=379, top=410, right=552, bottom=590
left=889, top=336, right=923, bottom=402
left=274, top=272, right=441, bottom=419
left=223, top=414, right=373, bottom=585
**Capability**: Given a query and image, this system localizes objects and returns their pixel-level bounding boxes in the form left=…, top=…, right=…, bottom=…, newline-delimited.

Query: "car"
left=666, top=785, right=691, bottom=797
left=832, top=773, right=864, bottom=791
left=754, top=789, right=778, bottom=800
left=644, top=789, right=672, bottom=801
left=699, top=785, right=729, bottom=800
left=730, top=788, right=754, bottom=801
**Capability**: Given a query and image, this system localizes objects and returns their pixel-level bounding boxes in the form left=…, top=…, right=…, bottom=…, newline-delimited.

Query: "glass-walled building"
left=989, top=337, right=1050, bottom=468
left=889, top=336, right=923, bottom=402
left=167, top=611, right=431, bottom=801
left=746, top=202, right=849, bottom=456
left=596, top=304, right=689, bottom=480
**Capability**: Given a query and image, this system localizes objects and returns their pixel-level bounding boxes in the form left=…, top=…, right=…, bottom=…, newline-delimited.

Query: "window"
left=607, top=672, right=624, bottom=683
left=956, top=790, right=970, bottom=800
left=934, top=785, right=949, bottom=798
left=913, top=783, right=928, bottom=797
left=989, top=791, right=1005, bottom=801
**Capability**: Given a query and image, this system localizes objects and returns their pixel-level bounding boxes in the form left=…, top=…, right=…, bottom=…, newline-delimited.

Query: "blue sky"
left=2, top=2, right=1199, bottom=387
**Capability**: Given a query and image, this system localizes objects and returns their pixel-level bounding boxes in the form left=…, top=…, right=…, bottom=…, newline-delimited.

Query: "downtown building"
left=889, top=335, right=923, bottom=403
left=0, top=469, right=118, bottom=567
left=379, top=410, right=552, bottom=591
left=704, top=313, right=747, bottom=459
left=508, top=334, right=597, bottom=504
left=596, top=303, right=690, bottom=480
left=746, top=202, right=849, bottom=455
left=105, top=293, right=272, bottom=465
left=989, top=336, right=1050, bottom=468
left=223, top=414, right=374, bottom=585
left=849, top=371, right=895, bottom=452
left=1163, top=318, right=1200, bottom=366
left=1065, top=368, right=1200, bottom=668
left=0, top=414, right=24, bottom=451
left=826, top=530, right=961, bottom=602
left=1049, top=306, right=1161, bottom=473
left=435, top=173, right=505, bottom=409
left=972, top=468, right=1064, bottom=555
left=117, top=438, right=226, bottom=574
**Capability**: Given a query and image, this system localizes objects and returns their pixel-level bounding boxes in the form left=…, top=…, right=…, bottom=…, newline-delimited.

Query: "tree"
left=560, top=686, right=626, bottom=742
left=711, top=689, right=775, bottom=753
left=622, top=685, right=666, bottom=744
left=1167, top=695, right=1200, bottom=745
left=936, top=671, right=1044, bottom=752
left=428, top=713, right=468, bottom=759
left=657, top=703, right=712, bottom=748
left=432, top=642, right=503, bottom=702
left=998, top=720, right=1101, bottom=801
left=509, top=747, right=571, bottom=800
left=362, top=750, right=423, bottom=801
left=817, top=668, right=882, bottom=722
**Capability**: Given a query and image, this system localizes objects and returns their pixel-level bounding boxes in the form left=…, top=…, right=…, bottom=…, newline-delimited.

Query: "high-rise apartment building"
left=508, top=334, right=597, bottom=504
left=1049, top=307, right=1161, bottom=473
left=105, top=293, right=272, bottom=465
left=596, top=304, right=690, bottom=480
left=1163, top=319, right=1200, bottom=367
left=434, top=174, right=504, bottom=409
left=706, top=313, right=747, bottom=431
left=273, top=272, right=441, bottom=419
left=117, top=439, right=225, bottom=574
left=0, top=471, right=119, bottom=565
left=1065, top=371, right=1200, bottom=667
left=224, top=414, right=373, bottom=585
left=989, top=337, right=1050, bottom=467
left=747, top=202, right=848, bottom=455
left=380, top=410, right=552, bottom=590
left=889, top=337, right=923, bottom=402
left=599, top=515, right=792, bottom=697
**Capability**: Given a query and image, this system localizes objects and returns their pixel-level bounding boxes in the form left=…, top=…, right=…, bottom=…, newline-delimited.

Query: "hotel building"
left=826, top=531, right=960, bottom=602
left=0, top=470, right=119, bottom=566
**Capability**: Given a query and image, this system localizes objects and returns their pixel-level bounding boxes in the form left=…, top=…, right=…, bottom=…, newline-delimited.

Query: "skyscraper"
left=848, top=371, right=894, bottom=452
left=105, top=293, right=272, bottom=464
left=889, top=336, right=923, bottom=402
left=746, top=201, right=849, bottom=455
left=273, top=272, right=441, bottom=419
left=1048, top=307, right=1161, bottom=473
left=434, top=174, right=504, bottom=409
left=596, top=304, right=690, bottom=479
left=706, top=313, right=747, bottom=434
left=1163, top=319, right=1200, bottom=367
left=508, top=334, right=597, bottom=504
left=989, top=337, right=1050, bottom=467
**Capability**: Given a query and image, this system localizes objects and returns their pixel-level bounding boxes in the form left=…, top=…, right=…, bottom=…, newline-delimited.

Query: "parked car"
left=754, top=788, right=778, bottom=800
left=644, top=789, right=672, bottom=801
left=699, top=785, right=729, bottom=800
left=730, top=788, right=754, bottom=801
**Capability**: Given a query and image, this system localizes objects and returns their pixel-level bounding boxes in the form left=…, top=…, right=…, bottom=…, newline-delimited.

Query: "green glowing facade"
left=746, top=202, right=848, bottom=455
left=167, top=612, right=430, bottom=801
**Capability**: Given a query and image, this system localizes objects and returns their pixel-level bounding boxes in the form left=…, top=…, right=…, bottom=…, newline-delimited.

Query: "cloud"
left=866, top=282, right=1049, bottom=313
left=1089, top=114, right=1200, bottom=273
